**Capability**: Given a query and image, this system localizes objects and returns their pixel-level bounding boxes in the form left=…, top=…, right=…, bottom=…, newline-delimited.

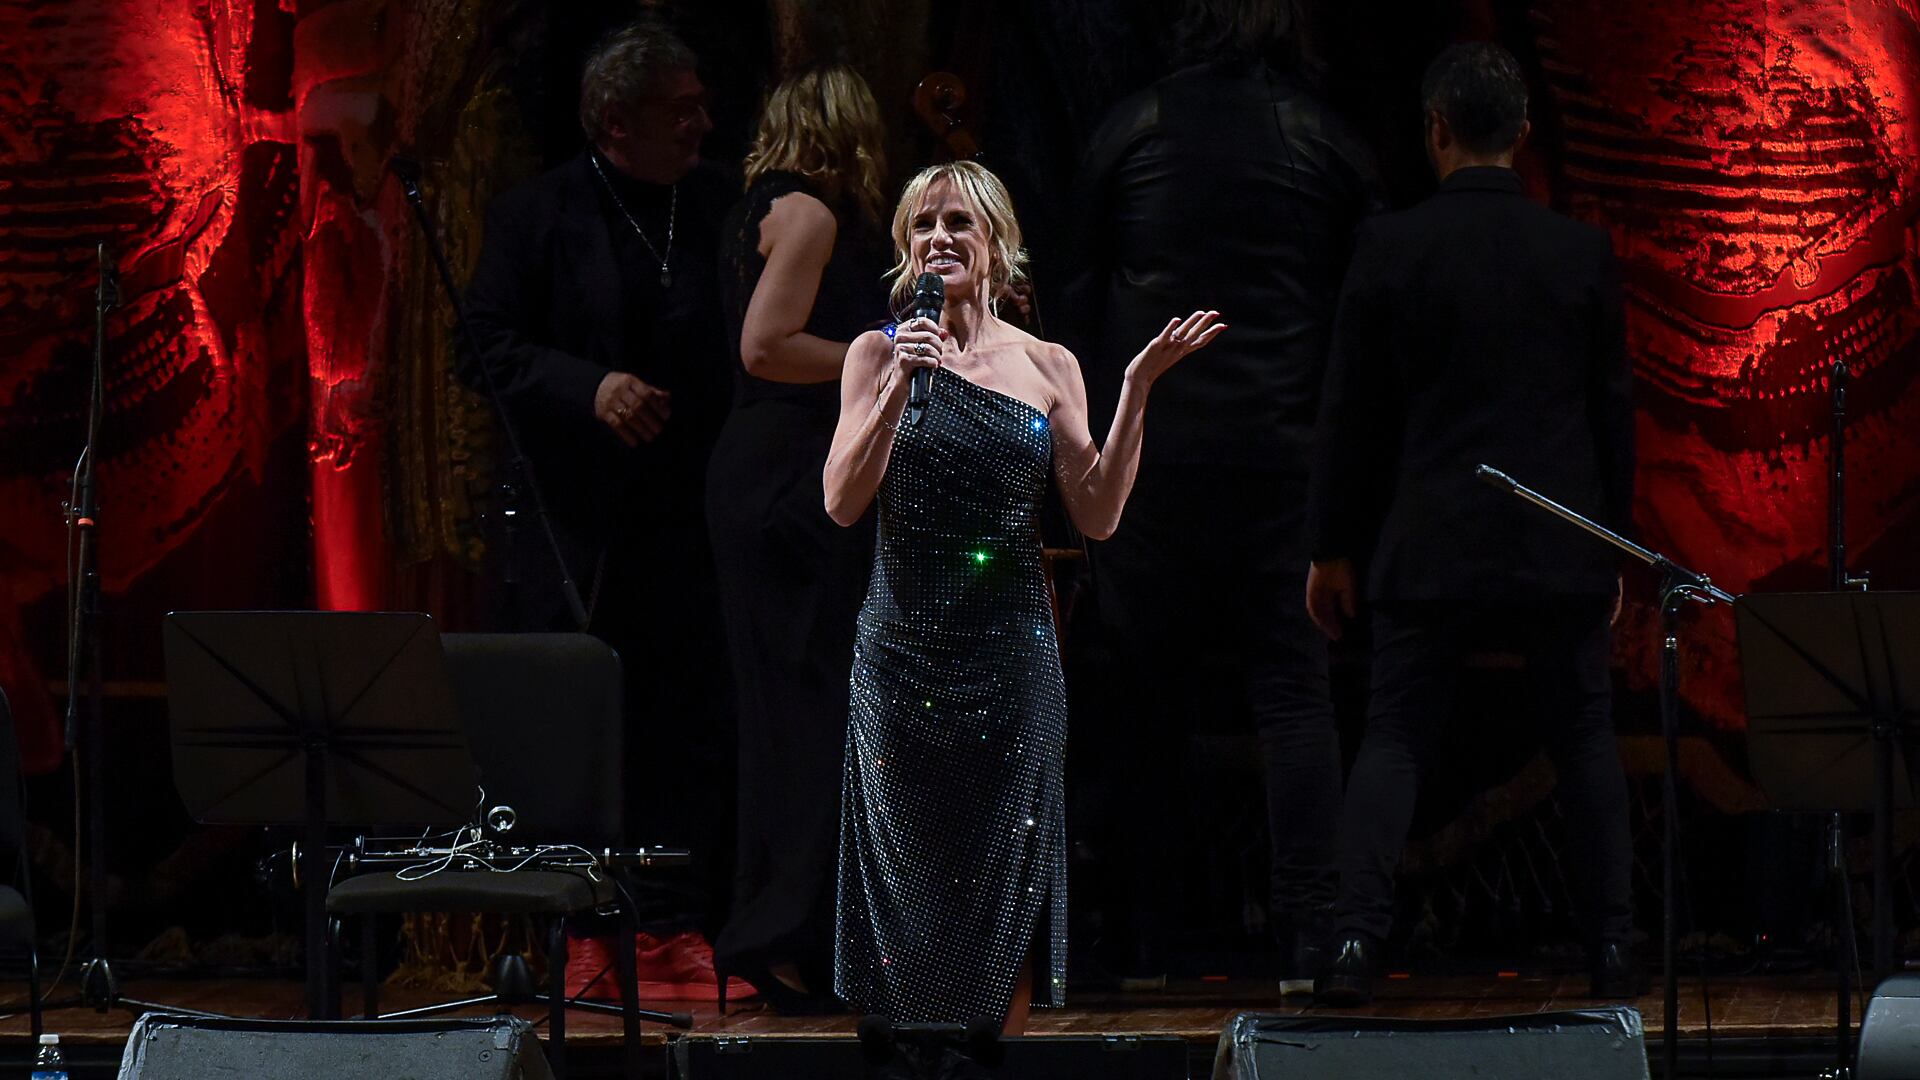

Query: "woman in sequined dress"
left=823, top=160, right=1224, bottom=1030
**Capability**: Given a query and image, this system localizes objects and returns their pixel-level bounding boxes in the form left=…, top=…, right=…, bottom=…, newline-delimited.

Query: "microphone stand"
left=1827, top=354, right=1877, bottom=1079
left=72, top=243, right=111, bottom=1010
left=51, top=247, right=220, bottom=1020
left=1475, top=465, right=1732, bottom=1080
left=392, top=162, right=589, bottom=631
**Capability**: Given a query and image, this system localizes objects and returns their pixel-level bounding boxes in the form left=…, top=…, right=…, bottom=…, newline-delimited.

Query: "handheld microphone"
left=905, top=271, right=944, bottom=426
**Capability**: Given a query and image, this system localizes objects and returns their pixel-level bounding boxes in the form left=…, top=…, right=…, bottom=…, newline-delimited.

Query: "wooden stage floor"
left=0, top=970, right=1857, bottom=1072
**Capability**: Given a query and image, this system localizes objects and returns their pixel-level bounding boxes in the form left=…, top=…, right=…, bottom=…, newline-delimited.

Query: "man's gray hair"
left=578, top=20, right=698, bottom=143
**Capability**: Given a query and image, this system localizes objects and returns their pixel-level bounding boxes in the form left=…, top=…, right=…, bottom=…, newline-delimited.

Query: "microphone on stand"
left=905, top=271, right=944, bottom=426
left=69, top=243, right=114, bottom=751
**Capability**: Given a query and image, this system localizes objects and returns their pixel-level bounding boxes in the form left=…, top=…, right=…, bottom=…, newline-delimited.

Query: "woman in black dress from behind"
left=708, top=64, right=891, bottom=1013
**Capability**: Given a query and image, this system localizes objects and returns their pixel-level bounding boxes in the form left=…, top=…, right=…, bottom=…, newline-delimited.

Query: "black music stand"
left=162, top=611, right=476, bottom=1019
left=1738, top=591, right=1920, bottom=1071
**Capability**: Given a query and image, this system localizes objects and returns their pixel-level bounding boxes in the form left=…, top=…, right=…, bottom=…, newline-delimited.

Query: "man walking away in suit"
left=1304, top=41, right=1637, bottom=1006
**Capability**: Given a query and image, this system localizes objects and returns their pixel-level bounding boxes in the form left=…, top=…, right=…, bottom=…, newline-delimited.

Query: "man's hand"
left=594, top=372, right=672, bottom=446
left=1001, top=280, right=1036, bottom=324
left=1306, top=558, right=1360, bottom=641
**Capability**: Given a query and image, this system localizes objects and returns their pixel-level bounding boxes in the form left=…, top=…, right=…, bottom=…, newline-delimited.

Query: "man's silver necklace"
left=590, top=152, right=676, bottom=288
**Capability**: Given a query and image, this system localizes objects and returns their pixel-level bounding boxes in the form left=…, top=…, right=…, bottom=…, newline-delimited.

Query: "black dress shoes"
left=1277, top=908, right=1333, bottom=997
left=1588, top=942, right=1647, bottom=998
left=1114, top=937, right=1168, bottom=993
left=1313, top=934, right=1378, bottom=1007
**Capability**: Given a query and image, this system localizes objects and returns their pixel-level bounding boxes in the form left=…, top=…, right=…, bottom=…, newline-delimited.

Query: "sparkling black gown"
left=835, top=367, right=1069, bottom=1023
left=710, top=172, right=887, bottom=982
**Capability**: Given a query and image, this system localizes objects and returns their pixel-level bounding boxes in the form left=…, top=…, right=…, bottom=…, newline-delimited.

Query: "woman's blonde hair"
left=885, top=161, right=1029, bottom=316
left=743, top=65, right=888, bottom=224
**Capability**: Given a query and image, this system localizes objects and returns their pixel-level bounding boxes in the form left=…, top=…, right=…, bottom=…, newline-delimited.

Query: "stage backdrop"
left=1518, top=0, right=1920, bottom=729
left=0, top=0, right=309, bottom=775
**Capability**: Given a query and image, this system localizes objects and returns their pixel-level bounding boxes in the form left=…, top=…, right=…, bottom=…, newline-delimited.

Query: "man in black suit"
left=1305, top=42, right=1635, bottom=1005
left=1062, top=0, right=1383, bottom=994
left=463, top=20, right=734, bottom=921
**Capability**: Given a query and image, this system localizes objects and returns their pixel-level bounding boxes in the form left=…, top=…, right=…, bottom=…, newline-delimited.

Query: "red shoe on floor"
left=565, top=929, right=757, bottom=1004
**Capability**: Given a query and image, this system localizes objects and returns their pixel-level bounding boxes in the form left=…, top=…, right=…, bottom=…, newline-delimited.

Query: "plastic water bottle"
left=31, top=1033, right=69, bottom=1080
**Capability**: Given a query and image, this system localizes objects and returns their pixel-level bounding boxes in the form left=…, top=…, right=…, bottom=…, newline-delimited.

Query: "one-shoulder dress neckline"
left=930, top=364, right=1047, bottom=420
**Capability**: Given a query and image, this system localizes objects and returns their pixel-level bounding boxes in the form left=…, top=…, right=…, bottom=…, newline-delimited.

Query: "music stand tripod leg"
left=1832, top=811, right=1857, bottom=1077
left=1874, top=713, right=1896, bottom=980
left=1658, top=580, right=1684, bottom=1080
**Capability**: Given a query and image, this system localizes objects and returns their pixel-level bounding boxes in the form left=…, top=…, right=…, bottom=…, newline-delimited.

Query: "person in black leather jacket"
left=1060, top=0, right=1383, bottom=993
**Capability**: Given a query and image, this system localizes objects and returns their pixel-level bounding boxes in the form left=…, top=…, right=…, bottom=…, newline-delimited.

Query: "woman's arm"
left=739, top=192, right=852, bottom=384
left=823, top=320, right=943, bottom=525
left=1046, top=311, right=1224, bottom=540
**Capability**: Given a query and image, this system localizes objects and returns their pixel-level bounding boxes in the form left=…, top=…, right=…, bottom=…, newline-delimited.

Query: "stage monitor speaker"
left=670, top=1033, right=1188, bottom=1078
left=117, top=1014, right=554, bottom=1080
left=1214, top=1007, right=1648, bottom=1080
left=1859, top=973, right=1920, bottom=1079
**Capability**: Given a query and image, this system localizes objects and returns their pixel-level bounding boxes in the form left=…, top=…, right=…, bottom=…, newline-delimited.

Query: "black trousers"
left=1334, top=598, right=1633, bottom=949
left=593, top=521, right=736, bottom=933
left=706, top=406, right=872, bottom=981
left=1088, top=465, right=1342, bottom=950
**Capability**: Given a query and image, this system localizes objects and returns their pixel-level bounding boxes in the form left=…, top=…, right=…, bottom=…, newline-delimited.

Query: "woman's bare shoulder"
left=988, top=325, right=1074, bottom=412
left=986, top=319, right=1062, bottom=365
left=764, top=188, right=836, bottom=229
left=760, top=190, right=838, bottom=253
left=851, top=327, right=893, bottom=361
left=1022, top=333, right=1078, bottom=381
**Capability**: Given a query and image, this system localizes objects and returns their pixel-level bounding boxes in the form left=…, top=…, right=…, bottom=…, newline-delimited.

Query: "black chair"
left=0, top=686, right=43, bottom=1039
left=324, top=634, right=688, bottom=1079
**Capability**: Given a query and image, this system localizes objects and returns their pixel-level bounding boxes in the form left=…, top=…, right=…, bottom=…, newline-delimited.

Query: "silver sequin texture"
left=835, top=366, right=1068, bottom=1023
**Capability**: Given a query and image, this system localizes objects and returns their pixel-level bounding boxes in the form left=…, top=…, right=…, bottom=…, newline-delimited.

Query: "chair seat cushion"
left=326, top=870, right=614, bottom=915
left=0, top=885, right=31, bottom=947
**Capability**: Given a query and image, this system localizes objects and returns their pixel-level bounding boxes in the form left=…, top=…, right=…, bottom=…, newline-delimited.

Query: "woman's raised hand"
left=1125, top=310, right=1226, bottom=386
